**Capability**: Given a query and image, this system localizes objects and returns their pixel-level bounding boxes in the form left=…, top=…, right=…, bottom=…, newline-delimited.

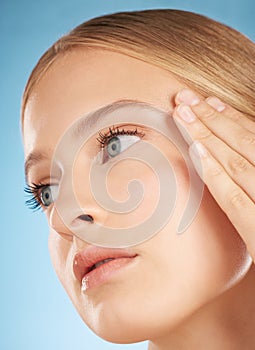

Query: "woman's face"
left=23, top=49, right=251, bottom=343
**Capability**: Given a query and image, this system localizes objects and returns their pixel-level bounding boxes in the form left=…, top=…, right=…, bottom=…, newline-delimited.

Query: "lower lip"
left=81, top=256, right=138, bottom=292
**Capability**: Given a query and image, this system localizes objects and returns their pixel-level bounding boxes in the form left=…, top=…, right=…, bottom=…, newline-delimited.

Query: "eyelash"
left=24, top=125, right=145, bottom=211
left=24, top=182, right=48, bottom=212
left=96, top=125, right=145, bottom=149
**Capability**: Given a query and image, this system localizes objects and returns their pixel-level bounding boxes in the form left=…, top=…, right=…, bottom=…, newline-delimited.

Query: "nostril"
left=78, top=214, right=94, bottom=223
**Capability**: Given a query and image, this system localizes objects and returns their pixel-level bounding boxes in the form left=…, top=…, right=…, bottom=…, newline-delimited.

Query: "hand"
left=172, top=88, right=255, bottom=261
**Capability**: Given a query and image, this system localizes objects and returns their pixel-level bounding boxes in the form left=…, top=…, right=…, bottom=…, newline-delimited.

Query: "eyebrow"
left=24, top=151, right=49, bottom=181
left=24, top=98, right=146, bottom=180
left=72, top=98, right=149, bottom=138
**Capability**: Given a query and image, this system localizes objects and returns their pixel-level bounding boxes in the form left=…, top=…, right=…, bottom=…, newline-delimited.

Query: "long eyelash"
left=25, top=126, right=144, bottom=211
left=96, top=125, right=145, bottom=149
left=24, top=183, right=48, bottom=212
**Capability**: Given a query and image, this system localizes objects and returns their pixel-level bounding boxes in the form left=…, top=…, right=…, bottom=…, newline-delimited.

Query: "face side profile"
left=23, top=49, right=254, bottom=347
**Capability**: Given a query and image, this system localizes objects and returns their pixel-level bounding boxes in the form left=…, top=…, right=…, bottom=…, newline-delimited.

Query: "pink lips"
left=73, top=246, right=138, bottom=291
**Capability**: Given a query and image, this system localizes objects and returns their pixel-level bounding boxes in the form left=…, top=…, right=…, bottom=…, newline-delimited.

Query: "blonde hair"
left=21, top=9, right=255, bottom=123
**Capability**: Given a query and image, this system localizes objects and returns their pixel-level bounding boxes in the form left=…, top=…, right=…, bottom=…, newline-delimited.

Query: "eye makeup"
left=24, top=124, right=145, bottom=211
left=24, top=182, right=50, bottom=211
left=96, top=125, right=145, bottom=148
left=24, top=101, right=204, bottom=247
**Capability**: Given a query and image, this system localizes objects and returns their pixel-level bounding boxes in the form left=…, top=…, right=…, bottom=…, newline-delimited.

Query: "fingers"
left=175, top=89, right=255, bottom=133
left=172, top=88, right=255, bottom=259
left=188, top=142, right=255, bottom=260
left=173, top=89, right=255, bottom=167
left=210, top=101, right=255, bottom=134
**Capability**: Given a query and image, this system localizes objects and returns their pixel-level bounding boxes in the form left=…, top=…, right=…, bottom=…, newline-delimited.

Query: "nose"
left=49, top=204, right=96, bottom=241
left=48, top=144, right=111, bottom=241
left=77, top=214, right=94, bottom=222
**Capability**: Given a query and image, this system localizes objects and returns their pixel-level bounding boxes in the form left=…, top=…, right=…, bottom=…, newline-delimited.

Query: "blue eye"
left=24, top=183, right=58, bottom=211
left=103, top=134, right=141, bottom=163
left=107, top=136, right=121, bottom=157
left=40, top=186, right=54, bottom=207
left=97, top=126, right=145, bottom=164
left=40, top=185, right=58, bottom=207
left=97, top=126, right=145, bottom=163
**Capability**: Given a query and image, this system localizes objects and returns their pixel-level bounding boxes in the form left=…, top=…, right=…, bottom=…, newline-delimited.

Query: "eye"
left=40, top=186, right=55, bottom=207
left=107, top=136, right=121, bottom=157
left=103, top=134, right=141, bottom=163
left=96, top=126, right=145, bottom=164
left=24, top=183, right=59, bottom=211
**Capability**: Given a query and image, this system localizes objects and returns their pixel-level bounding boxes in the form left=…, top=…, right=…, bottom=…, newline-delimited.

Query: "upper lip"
left=73, top=245, right=138, bottom=283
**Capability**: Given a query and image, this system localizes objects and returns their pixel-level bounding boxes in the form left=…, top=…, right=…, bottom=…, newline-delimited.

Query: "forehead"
left=23, top=49, right=184, bottom=156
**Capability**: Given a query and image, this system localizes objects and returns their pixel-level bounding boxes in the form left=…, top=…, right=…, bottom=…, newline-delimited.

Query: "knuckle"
left=207, top=163, right=223, bottom=177
left=197, top=104, right=218, bottom=120
left=226, top=108, right=241, bottom=122
left=194, top=123, right=212, bottom=140
left=240, top=132, right=255, bottom=146
left=228, top=156, right=251, bottom=174
left=228, top=189, right=246, bottom=208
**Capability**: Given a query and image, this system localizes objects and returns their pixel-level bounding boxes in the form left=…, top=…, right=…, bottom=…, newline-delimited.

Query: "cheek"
left=105, top=159, right=160, bottom=226
left=187, top=187, right=252, bottom=291
left=47, top=148, right=252, bottom=344
left=160, top=158, right=252, bottom=294
left=48, top=230, right=71, bottom=286
left=74, top=156, right=160, bottom=230
left=143, top=166, right=252, bottom=324
left=95, top=188, right=251, bottom=342
left=97, top=161, right=252, bottom=340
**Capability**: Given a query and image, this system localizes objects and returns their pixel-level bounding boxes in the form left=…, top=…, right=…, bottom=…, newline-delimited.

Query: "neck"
left=148, top=263, right=255, bottom=350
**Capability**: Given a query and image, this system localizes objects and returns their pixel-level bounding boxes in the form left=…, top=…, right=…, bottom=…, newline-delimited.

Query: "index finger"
left=206, top=97, right=255, bottom=133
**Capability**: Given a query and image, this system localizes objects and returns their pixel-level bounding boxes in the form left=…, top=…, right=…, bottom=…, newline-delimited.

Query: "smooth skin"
left=23, top=49, right=255, bottom=350
left=173, top=89, right=255, bottom=261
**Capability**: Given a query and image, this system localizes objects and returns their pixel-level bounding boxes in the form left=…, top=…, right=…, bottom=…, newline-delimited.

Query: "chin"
left=79, top=310, right=147, bottom=344
left=92, top=326, right=146, bottom=344
left=75, top=294, right=191, bottom=344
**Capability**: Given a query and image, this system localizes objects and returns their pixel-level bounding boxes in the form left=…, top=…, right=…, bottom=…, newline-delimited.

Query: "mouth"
left=73, top=246, right=138, bottom=291
left=90, top=258, right=116, bottom=271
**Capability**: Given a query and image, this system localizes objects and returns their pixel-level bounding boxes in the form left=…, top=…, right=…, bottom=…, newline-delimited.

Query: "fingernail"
left=176, top=89, right=200, bottom=106
left=190, top=141, right=207, bottom=158
left=206, top=97, right=226, bottom=112
left=177, top=104, right=196, bottom=123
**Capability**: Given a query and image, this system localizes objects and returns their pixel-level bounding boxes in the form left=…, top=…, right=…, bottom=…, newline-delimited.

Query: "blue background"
left=1, top=1, right=254, bottom=349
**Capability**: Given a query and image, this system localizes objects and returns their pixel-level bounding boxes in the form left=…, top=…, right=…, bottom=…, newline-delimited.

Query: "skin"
left=23, top=49, right=255, bottom=349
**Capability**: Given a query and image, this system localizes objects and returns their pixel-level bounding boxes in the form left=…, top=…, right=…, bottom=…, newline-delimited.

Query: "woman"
left=22, top=9, right=255, bottom=349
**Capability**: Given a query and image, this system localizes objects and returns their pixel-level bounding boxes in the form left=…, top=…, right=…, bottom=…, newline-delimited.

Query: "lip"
left=73, top=245, right=138, bottom=291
